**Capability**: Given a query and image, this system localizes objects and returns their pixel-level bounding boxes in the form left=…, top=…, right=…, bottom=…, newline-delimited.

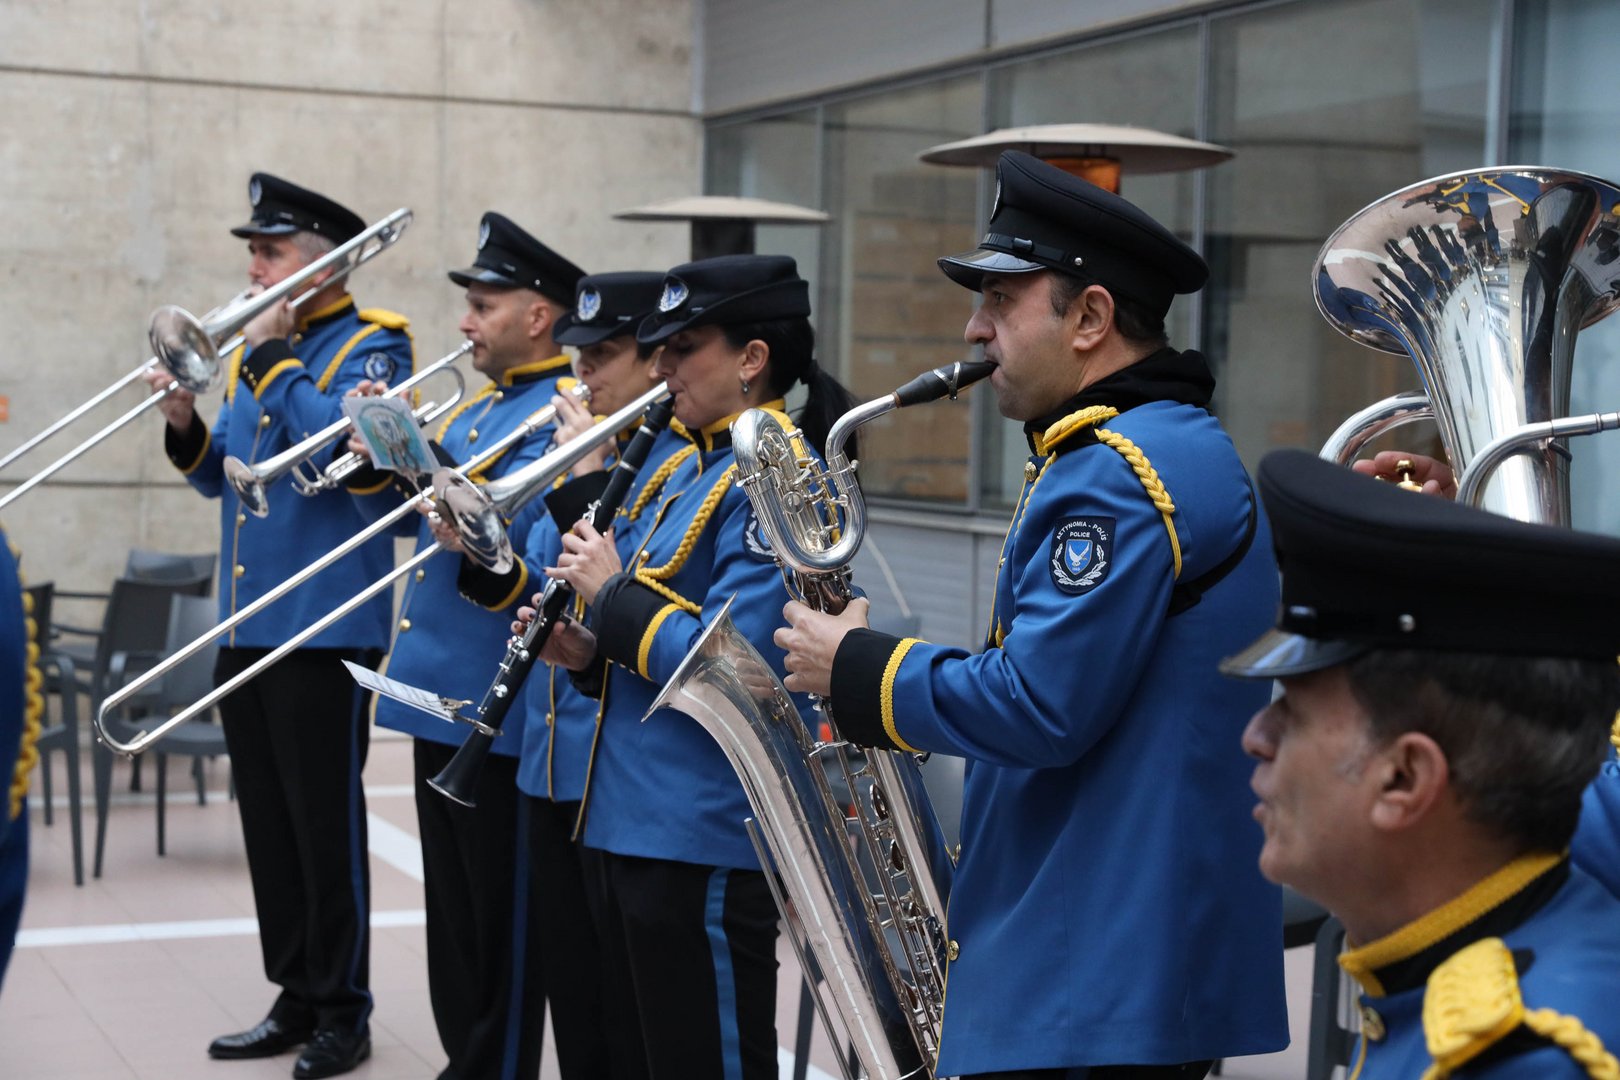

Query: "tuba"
left=1314, top=166, right=1620, bottom=521
left=649, top=359, right=991, bottom=1080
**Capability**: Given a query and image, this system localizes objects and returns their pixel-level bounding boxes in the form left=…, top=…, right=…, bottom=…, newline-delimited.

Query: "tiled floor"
left=0, top=729, right=1325, bottom=1079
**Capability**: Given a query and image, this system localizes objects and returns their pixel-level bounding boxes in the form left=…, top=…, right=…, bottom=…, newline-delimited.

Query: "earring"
left=740, top=377, right=751, bottom=394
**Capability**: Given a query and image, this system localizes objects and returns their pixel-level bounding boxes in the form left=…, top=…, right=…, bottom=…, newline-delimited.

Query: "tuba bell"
left=1314, top=166, right=1620, bottom=522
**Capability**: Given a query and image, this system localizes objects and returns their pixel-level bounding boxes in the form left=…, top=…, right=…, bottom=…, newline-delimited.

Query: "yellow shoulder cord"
left=224, top=344, right=246, bottom=404
left=626, top=445, right=698, bottom=523
left=1037, top=404, right=1182, bottom=580
left=9, top=567, right=43, bottom=821
left=1519, top=1011, right=1620, bottom=1080
left=314, top=323, right=385, bottom=391
left=631, top=464, right=737, bottom=616
left=1609, top=705, right=1619, bottom=755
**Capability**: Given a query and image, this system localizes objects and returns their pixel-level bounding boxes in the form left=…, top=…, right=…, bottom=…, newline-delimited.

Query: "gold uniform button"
left=399, top=618, right=412, bottom=632
left=493, top=391, right=504, bottom=401
left=236, top=514, right=247, bottom=526
left=1023, top=461, right=1038, bottom=482
left=414, top=569, right=426, bottom=582
left=468, top=430, right=479, bottom=443
left=1359, top=1005, right=1385, bottom=1041
left=233, top=564, right=245, bottom=578
left=260, top=415, right=272, bottom=429
left=946, top=940, right=960, bottom=962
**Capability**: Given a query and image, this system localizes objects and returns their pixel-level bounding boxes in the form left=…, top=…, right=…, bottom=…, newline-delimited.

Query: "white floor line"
left=16, top=909, right=426, bottom=948
left=366, top=810, right=425, bottom=883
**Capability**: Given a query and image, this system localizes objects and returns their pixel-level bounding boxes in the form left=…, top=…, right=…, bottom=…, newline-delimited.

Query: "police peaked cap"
left=447, top=212, right=585, bottom=305
left=939, top=150, right=1207, bottom=317
left=1221, top=450, right=1620, bottom=679
left=637, top=254, right=811, bottom=345
left=231, top=172, right=366, bottom=243
left=555, top=271, right=666, bottom=347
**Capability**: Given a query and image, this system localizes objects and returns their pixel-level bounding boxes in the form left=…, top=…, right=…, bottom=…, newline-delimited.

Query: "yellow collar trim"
left=499, top=353, right=571, bottom=386
left=297, top=295, right=354, bottom=330
left=1032, top=404, right=1118, bottom=456
left=1339, top=851, right=1564, bottom=997
left=695, top=399, right=787, bottom=451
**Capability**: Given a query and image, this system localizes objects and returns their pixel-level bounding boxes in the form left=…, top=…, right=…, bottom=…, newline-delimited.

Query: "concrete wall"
left=0, top=0, right=699, bottom=613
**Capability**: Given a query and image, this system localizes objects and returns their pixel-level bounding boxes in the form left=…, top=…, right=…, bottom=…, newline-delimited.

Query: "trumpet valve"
left=1393, top=458, right=1424, bottom=492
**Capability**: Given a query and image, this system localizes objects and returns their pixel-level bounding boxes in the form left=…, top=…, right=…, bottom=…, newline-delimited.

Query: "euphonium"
left=650, top=359, right=992, bottom=1080
left=1313, top=167, right=1620, bottom=520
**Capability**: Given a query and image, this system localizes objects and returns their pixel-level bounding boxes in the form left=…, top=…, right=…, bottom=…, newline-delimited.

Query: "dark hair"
left=1344, top=650, right=1620, bottom=853
left=1048, top=272, right=1169, bottom=348
left=721, top=318, right=859, bottom=459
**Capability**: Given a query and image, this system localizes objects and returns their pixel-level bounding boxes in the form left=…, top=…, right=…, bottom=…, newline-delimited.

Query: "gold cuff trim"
left=637, top=603, right=681, bottom=678
left=178, top=426, right=212, bottom=475
left=880, top=638, right=923, bottom=753
left=489, top=559, right=530, bottom=613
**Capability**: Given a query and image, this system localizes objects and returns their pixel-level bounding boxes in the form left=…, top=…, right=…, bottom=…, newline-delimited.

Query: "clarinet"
left=428, top=397, right=677, bottom=806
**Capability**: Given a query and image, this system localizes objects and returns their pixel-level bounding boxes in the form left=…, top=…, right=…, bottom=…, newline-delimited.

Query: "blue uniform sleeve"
left=242, top=326, right=414, bottom=437
left=831, top=446, right=1176, bottom=767
left=166, top=399, right=229, bottom=498
left=1572, top=757, right=1620, bottom=899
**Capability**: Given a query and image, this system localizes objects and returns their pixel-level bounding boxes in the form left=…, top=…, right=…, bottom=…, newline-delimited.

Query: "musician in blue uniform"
left=458, top=269, right=677, bottom=1080
left=1223, top=450, right=1620, bottom=1079
left=777, top=152, right=1288, bottom=1079
left=535, top=255, right=856, bottom=1080
left=345, top=212, right=584, bottom=1080
left=145, top=173, right=413, bottom=1079
left=0, top=530, right=39, bottom=992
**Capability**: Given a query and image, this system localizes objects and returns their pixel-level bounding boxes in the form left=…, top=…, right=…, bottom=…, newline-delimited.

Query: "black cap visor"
left=938, top=247, right=1048, bottom=291
left=1219, top=629, right=1371, bottom=680
left=447, top=265, right=523, bottom=290
left=554, top=315, right=637, bottom=347
left=230, top=219, right=301, bottom=239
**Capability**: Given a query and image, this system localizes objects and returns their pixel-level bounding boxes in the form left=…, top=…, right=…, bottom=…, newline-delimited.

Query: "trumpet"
left=95, top=381, right=665, bottom=757
left=222, top=341, right=477, bottom=518
left=428, top=391, right=676, bottom=806
left=0, top=208, right=412, bottom=513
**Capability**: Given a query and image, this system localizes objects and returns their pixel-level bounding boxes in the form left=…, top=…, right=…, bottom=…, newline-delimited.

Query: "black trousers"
left=216, top=647, right=377, bottom=1034
left=415, top=742, right=547, bottom=1080
left=965, top=1063, right=1214, bottom=1080
left=526, top=798, right=612, bottom=1080
left=587, top=850, right=779, bottom=1080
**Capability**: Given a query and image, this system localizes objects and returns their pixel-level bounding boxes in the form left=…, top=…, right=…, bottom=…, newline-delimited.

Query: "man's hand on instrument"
left=1351, top=450, right=1456, bottom=499
left=777, top=596, right=870, bottom=699
left=141, top=367, right=195, bottom=430
left=513, top=601, right=600, bottom=671
left=343, top=380, right=389, bottom=459
left=243, top=292, right=296, bottom=348
left=553, top=392, right=609, bottom=476
left=422, top=507, right=464, bottom=553
left=546, top=520, right=621, bottom=607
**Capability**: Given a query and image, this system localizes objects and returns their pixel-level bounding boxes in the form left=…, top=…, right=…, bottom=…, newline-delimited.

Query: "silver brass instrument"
left=94, top=376, right=649, bottom=757
left=223, top=340, right=477, bottom=517
left=0, top=207, right=413, bottom=513
left=1314, top=167, right=1620, bottom=521
left=650, top=359, right=992, bottom=1080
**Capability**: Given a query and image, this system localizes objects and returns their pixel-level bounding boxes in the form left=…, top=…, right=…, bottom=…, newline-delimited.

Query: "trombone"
left=95, top=381, right=670, bottom=757
left=223, top=340, right=474, bottom=518
left=0, top=208, right=413, bottom=513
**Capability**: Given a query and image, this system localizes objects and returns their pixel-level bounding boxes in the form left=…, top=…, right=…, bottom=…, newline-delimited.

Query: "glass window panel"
left=1510, top=0, right=1620, bottom=536
left=703, top=111, right=825, bottom=284
left=819, top=75, right=984, bottom=504
left=1205, top=0, right=1492, bottom=475
left=978, top=26, right=1201, bottom=507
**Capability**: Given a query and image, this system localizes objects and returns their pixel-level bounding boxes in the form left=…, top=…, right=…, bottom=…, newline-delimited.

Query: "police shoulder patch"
left=362, top=352, right=397, bottom=382
left=743, top=509, right=775, bottom=562
left=1050, top=516, right=1113, bottom=595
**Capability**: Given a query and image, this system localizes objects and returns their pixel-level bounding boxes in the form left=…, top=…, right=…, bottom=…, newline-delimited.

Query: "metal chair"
left=146, top=594, right=231, bottom=857
left=85, top=574, right=213, bottom=877
left=123, top=549, right=217, bottom=584
left=26, top=582, right=85, bottom=886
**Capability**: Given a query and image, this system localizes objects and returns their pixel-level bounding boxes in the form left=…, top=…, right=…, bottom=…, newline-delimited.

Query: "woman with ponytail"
left=532, top=254, right=855, bottom=1080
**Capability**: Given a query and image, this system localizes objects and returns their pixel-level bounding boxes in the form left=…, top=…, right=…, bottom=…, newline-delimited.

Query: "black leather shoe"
left=292, top=1028, right=372, bottom=1079
left=207, top=1017, right=314, bottom=1059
